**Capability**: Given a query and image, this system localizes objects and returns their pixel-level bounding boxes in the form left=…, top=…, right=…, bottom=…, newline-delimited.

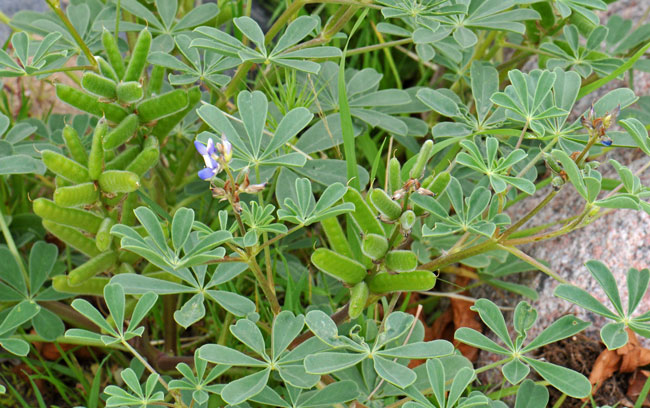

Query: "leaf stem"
left=44, top=0, right=97, bottom=68
left=0, top=205, right=29, bottom=292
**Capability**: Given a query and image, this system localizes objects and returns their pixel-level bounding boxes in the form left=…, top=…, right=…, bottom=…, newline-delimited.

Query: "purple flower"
left=601, top=139, right=613, bottom=147
left=195, top=138, right=221, bottom=180
left=217, top=135, right=232, bottom=163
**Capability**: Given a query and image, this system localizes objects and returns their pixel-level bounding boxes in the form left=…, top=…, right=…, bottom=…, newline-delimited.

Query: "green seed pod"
left=52, top=275, right=108, bottom=296
left=103, top=149, right=116, bottom=163
left=388, top=157, right=402, bottom=194
left=116, top=81, right=144, bottom=104
left=385, top=250, right=418, bottom=272
left=400, top=210, right=416, bottom=231
left=409, top=139, right=434, bottom=179
left=43, top=220, right=101, bottom=257
left=33, top=198, right=103, bottom=233
left=118, top=249, right=141, bottom=264
left=569, top=11, right=597, bottom=36
left=320, top=216, right=354, bottom=259
left=361, top=233, right=389, bottom=260
left=68, top=251, right=118, bottom=286
left=544, top=153, right=563, bottom=174
left=42, top=150, right=90, bottom=184
left=105, top=145, right=141, bottom=171
left=102, top=28, right=125, bottom=80
left=348, top=281, right=369, bottom=319
left=88, top=119, right=107, bottom=180
left=103, top=114, right=139, bottom=150
left=369, top=188, right=402, bottom=221
left=62, top=125, right=88, bottom=166
left=121, top=192, right=138, bottom=226
left=55, top=176, right=71, bottom=188
left=55, top=84, right=128, bottom=123
left=98, top=170, right=140, bottom=193
left=343, top=188, right=384, bottom=236
left=96, top=217, right=116, bottom=252
left=53, top=182, right=99, bottom=207
left=151, top=86, right=200, bottom=140
left=426, top=171, right=451, bottom=195
left=116, top=262, right=136, bottom=275
left=126, top=137, right=159, bottom=176
left=82, top=72, right=117, bottom=99
left=136, top=89, right=189, bottom=123
left=311, top=248, right=367, bottom=285
left=96, top=56, right=119, bottom=82
left=368, top=271, right=436, bottom=293
left=148, top=65, right=165, bottom=97
left=124, top=28, right=151, bottom=82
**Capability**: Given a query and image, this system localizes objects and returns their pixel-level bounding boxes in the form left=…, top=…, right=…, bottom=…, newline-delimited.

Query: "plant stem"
left=247, top=259, right=281, bottom=314
left=45, top=0, right=97, bottom=68
left=498, top=244, right=568, bottom=284
left=499, top=188, right=559, bottom=240
left=419, top=239, right=497, bottom=271
left=0, top=205, right=29, bottom=291
left=346, top=38, right=413, bottom=56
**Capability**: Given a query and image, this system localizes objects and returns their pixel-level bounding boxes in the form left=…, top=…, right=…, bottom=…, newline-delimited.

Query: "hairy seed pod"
left=82, top=72, right=117, bottom=99
left=388, top=157, right=401, bottom=194
left=68, top=251, right=118, bottom=286
left=136, top=89, right=189, bottom=123
left=53, top=182, right=99, bottom=207
left=55, top=84, right=128, bottom=123
left=370, top=188, right=402, bottom=221
left=88, top=119, right=107, bottom=180
left=400, top=210, right=416, bottom=231
left=33, top=198, right=103, bottom=233
left=126, top=137, right=159, bottom=176
left=311, top=248, right=367, bottom=285
left=121, top=192, right=138, bottom=226
left=410, top=139, right=434, bottom=179
left=96, top=56, right=118, bottom=82
left=320, top=216, right=354, bottom=259
left=43, top=220, right=100, bottom=257
left=151, top=86, right=200, bottom=140
left=361, top=233, right=389, bottom=260
left=96, top=217, right=116, bottom=252
left=368, top=271, right=436, bottom=293
left=98, top=170, right=140, bottom=193
left=426, top=171, right=450, bottom=195
left=118, top=249, right=141, bottom=264
left=148, top=65, right=164, bottom=97
left=55, top=176, right=71, bottom=188
left=348, top=281, right=369, bottom=319
left=103, top=114, right=139, bottom=150
left=62, top=125, right=88, bottom=166
left=123, top=28, right=151, bottom=82
left=105, top=145, right=141, bottom=171
left=103, top=149, right=116, bottom=163
left=385, top=250, right=418, bottom=272
left=53, top=275, right=108, bottom=296
left=102, top=28, right=125, bottom=80
left=116, top=81, right=144, bottom=104
left=343, top=188, right=384, bottom=236
left=116, top=262, right=136, bottom=275
left=42, top=150, right=90, bottom=184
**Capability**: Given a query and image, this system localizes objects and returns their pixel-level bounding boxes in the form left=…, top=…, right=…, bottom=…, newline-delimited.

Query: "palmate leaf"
left=118, top=0, right=219, bottom=52
left=277, top=178, right=354, bottom=225
left=105, top=368, right=165, bottom=407
left=196, top=92, right=312, bottom=173
left=456, top=300, right=590, bottom=396
left=192, top=16, right=341, bottom=74
left=148, top=35, right=238, bottom=89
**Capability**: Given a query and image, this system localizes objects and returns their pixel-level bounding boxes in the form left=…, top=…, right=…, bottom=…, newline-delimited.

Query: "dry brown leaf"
left=627, top=370, right=650, bottom=406
left=589, top=348, right=622, bottom=391
left=429, top=276, right=481, bottom=362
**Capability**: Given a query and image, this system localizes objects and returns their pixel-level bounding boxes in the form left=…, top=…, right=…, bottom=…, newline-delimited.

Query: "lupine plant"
left=0, top=0, right=650, bottom=406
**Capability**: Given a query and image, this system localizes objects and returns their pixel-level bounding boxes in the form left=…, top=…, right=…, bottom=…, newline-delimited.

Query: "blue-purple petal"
left=198, top=167, right=216, bottom=180
left=195, top=141, right=208, bottom=155
left=602, top=139, right=613, bottom=146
